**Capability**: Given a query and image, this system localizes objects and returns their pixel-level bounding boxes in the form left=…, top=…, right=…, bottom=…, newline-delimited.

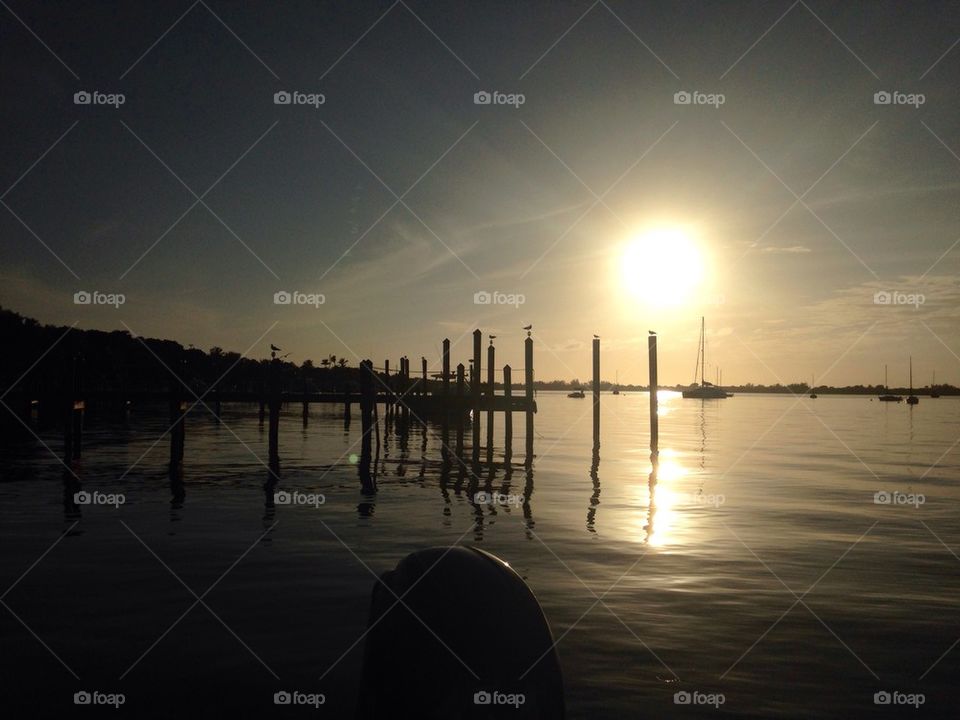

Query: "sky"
left=2, top=1, right=959, bottom=387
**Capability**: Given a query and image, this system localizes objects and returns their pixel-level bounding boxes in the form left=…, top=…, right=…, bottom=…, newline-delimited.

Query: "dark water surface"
left=1, top=392, right=958, bottom=717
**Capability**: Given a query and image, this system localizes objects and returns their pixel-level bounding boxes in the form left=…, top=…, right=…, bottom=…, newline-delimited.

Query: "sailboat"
left=809, top=373, right=817, bottom=399
left=611, top=370, right=620, bottom=395
left=682, top=317, right=729, bottom=399
left=907, top=357, right=919, bottom=405
left=931, top=370, right=940, bottom=398
left=878, top=364, right=902, bottom=402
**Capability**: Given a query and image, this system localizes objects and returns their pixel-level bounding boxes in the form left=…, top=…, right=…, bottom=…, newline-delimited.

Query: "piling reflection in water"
left=587, top=444, right=600, bottom=533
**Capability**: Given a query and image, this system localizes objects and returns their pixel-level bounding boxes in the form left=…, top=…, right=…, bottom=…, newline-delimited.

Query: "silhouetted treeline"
left=0, top=307, right=360, bottom=397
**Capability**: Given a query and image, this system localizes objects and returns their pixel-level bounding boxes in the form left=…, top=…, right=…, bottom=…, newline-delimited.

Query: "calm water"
left=1, top=392, right=958, bottom=717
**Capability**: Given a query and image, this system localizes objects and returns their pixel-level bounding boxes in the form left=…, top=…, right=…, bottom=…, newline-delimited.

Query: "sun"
left=620, top=226, right=705, bottom=307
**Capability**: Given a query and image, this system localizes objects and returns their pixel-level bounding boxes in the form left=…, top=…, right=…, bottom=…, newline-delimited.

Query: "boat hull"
left=682, top=387, right=729, bottom=399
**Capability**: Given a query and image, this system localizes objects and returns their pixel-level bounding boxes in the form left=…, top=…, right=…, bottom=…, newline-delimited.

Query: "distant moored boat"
left=878, top=364, right=902, bottom=402
left=682, top=317, right=729, bottom=399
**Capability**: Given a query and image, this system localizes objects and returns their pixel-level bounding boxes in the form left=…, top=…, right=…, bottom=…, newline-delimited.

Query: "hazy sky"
left=2, top=1, right=959, bottom=386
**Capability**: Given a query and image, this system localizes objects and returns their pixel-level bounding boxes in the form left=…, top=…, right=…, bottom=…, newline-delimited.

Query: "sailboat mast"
left=909, top=356, right=913, bottom=392
left=701, top=316, right=706, bottom=387
left=885, top=364, right=888, bottom=391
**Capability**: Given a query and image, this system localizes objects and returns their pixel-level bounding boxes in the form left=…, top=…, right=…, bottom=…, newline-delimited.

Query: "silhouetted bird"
left=489, top=335, right=496, bottom=345
left=522, top=325, right=532, bottom=330
left=270, top=344, right=282, bottom=352
left=648, top=330, right=656, bottom=335
left=593, top=334, right=599, bottom=339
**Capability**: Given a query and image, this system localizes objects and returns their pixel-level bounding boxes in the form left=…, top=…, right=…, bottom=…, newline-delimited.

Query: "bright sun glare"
left=621, top=227, right=704, bottom=306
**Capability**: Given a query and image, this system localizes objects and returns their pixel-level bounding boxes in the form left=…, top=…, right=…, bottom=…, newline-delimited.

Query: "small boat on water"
left=682, top=317, right=730, bottom=399
left=567, top=388, right=585, bottom=398
left=878, top=364, right=902, bottom=402
left=809, top=373, right=817, bottom=399
left=931, top=370, right=941, bottom=398
left=611, top=370, right=620, bottom=395
left=907, top=357, right=919, bottom=405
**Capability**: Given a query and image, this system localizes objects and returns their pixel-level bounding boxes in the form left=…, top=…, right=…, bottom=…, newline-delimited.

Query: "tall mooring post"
left=268, top=360, right=280, bottom=464
left=592, top=336, right=600, bottom=447
left=442, top=339, right=450, bottom=398
left=456, top=363, right=465, bottom=456
left=421, top=356, right=428, bottom=398
left=384, top=359, right=391, bottom=419
left=472, top=330, right=482, bottom=456
left=503, top=364, right=513, bottom=456
left=648, top=332, right=659, bottom=457
left=525, top=332, right=534, bottom=464
left=359, top=360, right=376, bottom=496
left=487, top=338, right=495, bottom=448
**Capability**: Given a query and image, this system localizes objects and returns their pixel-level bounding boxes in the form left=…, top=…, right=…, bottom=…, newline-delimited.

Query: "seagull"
left=648, top=330, right=656, bottom=335
left=522, top=325, right=532, bottom=330
left=270, top=344, right=282, bottom=352
left=593, top=334, right=600, bottom=339
left=489, top=334, right=496, bottom=345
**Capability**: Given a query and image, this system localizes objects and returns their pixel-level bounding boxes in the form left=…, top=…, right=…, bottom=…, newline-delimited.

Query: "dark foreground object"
left=357, top=546, right=565, bottom=719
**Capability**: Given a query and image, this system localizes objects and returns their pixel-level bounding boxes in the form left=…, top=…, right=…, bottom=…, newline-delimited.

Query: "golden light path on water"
left=629, top=392, right=696, bottom=547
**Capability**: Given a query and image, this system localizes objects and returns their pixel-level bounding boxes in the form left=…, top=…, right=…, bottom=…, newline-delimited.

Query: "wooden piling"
left=442, top=339, right=450, bottom=397
left=525, top=334, right=534, bottom=462
left=487, top=340, right=495, bottom=448
left=401, top=357, right=409, bottom=423
left=648, top=333, right=659, bottom=456
left=268, top=360, right=280, bottom=463
left=384, top=359, right=391, bottom=419
left=503, top=364, right=513, bottom=455
left=472, top=330, right=481, bottom=455
left=360, top=360, right=374, bottom=434
left=456, top=363, right=465, bottom=455
left=593, top=336, right=600, bottom=446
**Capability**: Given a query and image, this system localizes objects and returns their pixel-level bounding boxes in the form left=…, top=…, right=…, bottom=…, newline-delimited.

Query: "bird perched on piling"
left=593, top=334, right=599, bottom=339
left=523, top=324, right=532, bottom=337
left=270, top=343, right=282, bottom=359
left=489, top=335, right=496, bottom=345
